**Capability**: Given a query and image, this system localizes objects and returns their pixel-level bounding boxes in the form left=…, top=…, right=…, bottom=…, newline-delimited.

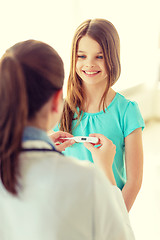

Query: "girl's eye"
left=77, top=55, right=86, bottom=59
left=97, top=55, right=103, bottom=59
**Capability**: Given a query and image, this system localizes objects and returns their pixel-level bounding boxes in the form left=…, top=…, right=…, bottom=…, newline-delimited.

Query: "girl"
left=55, top=18, right=145, bottom=212
left=0, top=40, right=135, bottom=239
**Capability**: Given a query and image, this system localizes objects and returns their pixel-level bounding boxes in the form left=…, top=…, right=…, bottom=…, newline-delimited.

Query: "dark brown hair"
left=0, top=40, right=64, bottom=194
left=60, top=18, right=121, bottom=133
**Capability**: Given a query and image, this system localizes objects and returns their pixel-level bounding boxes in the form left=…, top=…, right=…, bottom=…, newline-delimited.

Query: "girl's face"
left=76, top=35, right=108, bottom=86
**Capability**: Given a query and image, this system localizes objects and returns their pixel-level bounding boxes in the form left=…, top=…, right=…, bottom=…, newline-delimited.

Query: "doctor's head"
left=0, top=39, right=64, bottom=194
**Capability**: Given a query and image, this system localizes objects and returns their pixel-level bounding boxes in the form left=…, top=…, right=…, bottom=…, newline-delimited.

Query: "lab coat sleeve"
left=93, top=168, right=135, bottom=240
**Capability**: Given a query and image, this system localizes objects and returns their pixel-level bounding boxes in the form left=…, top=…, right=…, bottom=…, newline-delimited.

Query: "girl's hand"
left=84, top=133, right=116, bottom=185
left=49, top=131, right=75, bottom=152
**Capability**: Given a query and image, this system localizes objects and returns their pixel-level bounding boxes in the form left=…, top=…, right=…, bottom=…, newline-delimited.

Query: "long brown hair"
left=0, top=40, right=64, bottom=195
left=60, top=18, right=121, bottom=133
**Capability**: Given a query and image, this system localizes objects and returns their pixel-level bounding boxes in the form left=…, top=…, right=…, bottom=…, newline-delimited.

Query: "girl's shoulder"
left=115, top=92, right=132, bottom=104
left=115, top=92, right=138, bottom=110
left=116, top=91, right=144, bottom=121
left=114, top=92, right=143, bottom=122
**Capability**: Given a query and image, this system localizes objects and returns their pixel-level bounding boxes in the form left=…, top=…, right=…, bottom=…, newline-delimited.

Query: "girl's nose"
left=85, top=60, right=95, bottom=68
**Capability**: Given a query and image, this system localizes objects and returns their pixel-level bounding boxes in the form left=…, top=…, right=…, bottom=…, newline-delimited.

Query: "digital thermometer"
left=61, top=136, right=99, bottom=144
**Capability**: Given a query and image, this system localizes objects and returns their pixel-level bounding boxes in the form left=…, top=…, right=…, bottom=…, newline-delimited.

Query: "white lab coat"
left=0, top=140, right=135, bottom=240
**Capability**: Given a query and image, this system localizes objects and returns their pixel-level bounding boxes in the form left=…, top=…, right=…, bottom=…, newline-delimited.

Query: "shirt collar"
left=22, top=126, right=55, bottom=149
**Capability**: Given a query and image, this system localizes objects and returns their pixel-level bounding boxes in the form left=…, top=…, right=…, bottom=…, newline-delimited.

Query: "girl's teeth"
left=85, top=71, right=98, bottom=74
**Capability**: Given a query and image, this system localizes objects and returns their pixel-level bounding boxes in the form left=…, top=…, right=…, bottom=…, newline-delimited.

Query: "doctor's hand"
left=49, top=131, right=75, bottom=152
left=84, top=133, right=116, bottom=185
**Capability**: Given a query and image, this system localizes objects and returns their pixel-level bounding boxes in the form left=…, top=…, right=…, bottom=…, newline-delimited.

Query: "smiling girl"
left=54, top=18, right=145, bottom=212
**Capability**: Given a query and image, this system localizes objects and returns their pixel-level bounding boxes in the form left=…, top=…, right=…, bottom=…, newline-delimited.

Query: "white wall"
left=0, top=0, right=76, bottom=80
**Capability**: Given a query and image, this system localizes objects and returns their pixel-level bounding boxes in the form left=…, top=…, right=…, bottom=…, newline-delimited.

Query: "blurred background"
left=0, top=0, right=159, bottom=239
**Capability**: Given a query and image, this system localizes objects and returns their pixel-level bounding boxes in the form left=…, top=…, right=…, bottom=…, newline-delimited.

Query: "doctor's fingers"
left=55, top=139, right=75, bottom=152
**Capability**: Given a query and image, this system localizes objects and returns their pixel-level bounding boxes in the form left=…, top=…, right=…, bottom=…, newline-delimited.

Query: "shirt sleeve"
left=93, top=168, right=135, bottom=240
left=123, top=101, right=145, bottom=138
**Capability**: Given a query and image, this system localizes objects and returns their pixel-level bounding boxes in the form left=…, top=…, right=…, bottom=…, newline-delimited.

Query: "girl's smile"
left=82, top=70, right=101, bottom=77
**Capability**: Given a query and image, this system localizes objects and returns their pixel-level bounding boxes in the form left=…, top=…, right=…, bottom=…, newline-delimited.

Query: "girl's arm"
left=122, top=128, right=143, bottom=212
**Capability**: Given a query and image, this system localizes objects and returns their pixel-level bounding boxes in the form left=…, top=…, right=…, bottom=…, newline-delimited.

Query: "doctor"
left=0, top=39, right=135, bottom=240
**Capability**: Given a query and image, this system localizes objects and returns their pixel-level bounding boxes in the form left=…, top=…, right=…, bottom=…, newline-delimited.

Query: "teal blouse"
left=54, top=92, right=145, bottom=190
